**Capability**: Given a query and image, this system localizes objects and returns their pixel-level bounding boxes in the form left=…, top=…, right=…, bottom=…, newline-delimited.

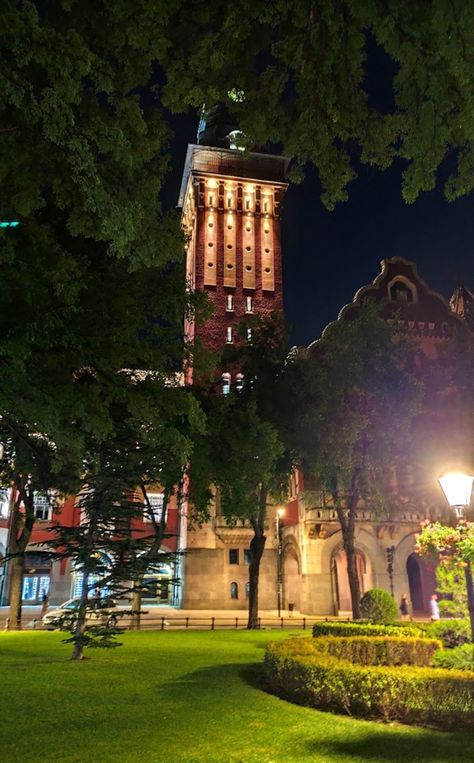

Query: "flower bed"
left=264, top=637, right=474, bottom=728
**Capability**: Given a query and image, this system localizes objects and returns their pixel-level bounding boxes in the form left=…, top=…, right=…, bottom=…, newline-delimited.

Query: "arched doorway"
left=282, top=549, right=301, bottom=611
left=332, top=548, right=372, bottom=613
left=407, top=553, right=436, bottom=614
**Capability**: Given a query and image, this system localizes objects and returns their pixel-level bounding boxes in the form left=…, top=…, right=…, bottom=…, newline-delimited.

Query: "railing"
left=122, top=615, right=336, bottom=631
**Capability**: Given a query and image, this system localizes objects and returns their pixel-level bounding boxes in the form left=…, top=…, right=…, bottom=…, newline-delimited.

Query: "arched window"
left=230, top=582, right=238, bottom=599
left=388, top=277, right=417, bottom=304
left=245, top=582, right=250, bottom=599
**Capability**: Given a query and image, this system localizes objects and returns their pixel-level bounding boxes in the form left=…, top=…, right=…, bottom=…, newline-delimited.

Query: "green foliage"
left=360, top=589, right=398, bottom=625
left=163, top=1, right=474, bottom=208
left=426, top=619, right=472, bottom=648
left=313, top=622, right=420, bottom=639
left=313, top=635, right=441, bottom=667
left=265, top=637, right=474, bottom=729
left=433, top=644, right=474, bottom=671
left=437, top=560, right=469, bottom=618
left=417, top=522, right=474, bottom=565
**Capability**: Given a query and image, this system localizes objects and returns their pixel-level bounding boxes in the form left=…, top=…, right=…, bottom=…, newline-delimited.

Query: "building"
left=2, top=114, right=471, bottom=615
left=177, top=111, right=289, bottom=609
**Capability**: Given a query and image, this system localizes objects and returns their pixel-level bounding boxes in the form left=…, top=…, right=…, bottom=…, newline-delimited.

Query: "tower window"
left=244, top=549, right=251, bottom=565
left=226, top=326, right=233, bottom=344
left=230, top=582, right=239, bottom=599
left=235, top=373, right=244, bottom=392
left=245, top=296, right=253, bottom=313
left=226, top=295, right=234, bottom=312
left=245, top=199, right=250, bottom=210
left=229, top=549, right=239, bottom=565
left=246, top=328, right=252, bottom=342
left=221, top=373, right=231, bottom=395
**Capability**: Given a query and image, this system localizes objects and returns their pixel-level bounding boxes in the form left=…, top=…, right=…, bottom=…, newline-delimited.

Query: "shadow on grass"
left=314, top=729, right=474, bottom=762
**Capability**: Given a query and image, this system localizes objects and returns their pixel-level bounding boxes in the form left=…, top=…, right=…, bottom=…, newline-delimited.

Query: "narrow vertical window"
left=230, top=582, right=239, bottom=599
left=246, top=327, right=252, bottom=342
left=221, top=373, right=231, bottom=395
left=229, top=549, right=239, bottom=565
left=226, top=326, right=233, bottom=344
left=235, top=373, right=244, bottom=392
left=226, top=295, right=234, bottom=312
left=245, top=296, right=253, bottom=313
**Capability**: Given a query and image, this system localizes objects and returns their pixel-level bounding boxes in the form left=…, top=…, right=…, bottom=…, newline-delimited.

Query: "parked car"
left=42, top=597, right=120, bottom=630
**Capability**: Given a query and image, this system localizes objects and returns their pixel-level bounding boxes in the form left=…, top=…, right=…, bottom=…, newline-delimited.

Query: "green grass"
left=0, top=630, right=473, bottom=763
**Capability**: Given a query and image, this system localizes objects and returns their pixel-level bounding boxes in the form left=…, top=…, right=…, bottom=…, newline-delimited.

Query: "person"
left=399, top=593, right=409, bottom=620
left=40, top=592, right=49, bottom=620
left=429, top=593, right=440, bottom=621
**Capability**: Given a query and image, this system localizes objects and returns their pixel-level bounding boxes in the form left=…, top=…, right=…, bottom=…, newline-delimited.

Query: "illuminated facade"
left=178, top=128, right=289, bottom=608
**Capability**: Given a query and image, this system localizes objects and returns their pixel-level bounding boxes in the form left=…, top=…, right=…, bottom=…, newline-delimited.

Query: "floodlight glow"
left=0, top=221, right=19, bottom=228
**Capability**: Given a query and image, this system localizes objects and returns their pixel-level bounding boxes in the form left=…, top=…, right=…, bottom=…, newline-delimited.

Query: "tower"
left=177, top=116, right=289, bottom=609
left=179, top=123, right=288, bottom=382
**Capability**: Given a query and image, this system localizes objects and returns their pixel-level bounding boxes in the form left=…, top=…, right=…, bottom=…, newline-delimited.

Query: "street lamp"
left=275, top=507, right=285, bottom=618
left=438, top=470, right=474, bottom=641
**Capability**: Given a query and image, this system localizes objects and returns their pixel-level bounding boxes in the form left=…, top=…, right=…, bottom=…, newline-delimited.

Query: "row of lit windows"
left=226, top=295, right=253, bottom=313
left=221, top=373, right=244, bottom=395
left=226, top=327, right=252, bottom=344
left=229, top=548, right=251, bottom=565
left=231, top=581, right=250, bottom=600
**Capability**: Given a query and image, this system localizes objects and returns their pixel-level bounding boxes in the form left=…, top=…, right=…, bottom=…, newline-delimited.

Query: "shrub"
left=360, top=588, right=397, bottom=624
left=313, top=622, right=420, bottom=639
left=313, top=635, right=441, bottom=667
left=264, top=637, right=474, bottom=728
left=426, top=619, right=471, bottom=648
left=433, top=645, right=474, bottom=671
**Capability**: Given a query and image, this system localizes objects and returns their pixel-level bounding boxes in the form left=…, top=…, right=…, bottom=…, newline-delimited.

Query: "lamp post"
left=276, top=507, right=285, bottom=617
left=438, top=471, right=474, bottom=641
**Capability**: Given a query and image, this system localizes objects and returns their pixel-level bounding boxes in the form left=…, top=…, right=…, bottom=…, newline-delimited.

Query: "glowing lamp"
left=438, top=471, right=474, bottom=518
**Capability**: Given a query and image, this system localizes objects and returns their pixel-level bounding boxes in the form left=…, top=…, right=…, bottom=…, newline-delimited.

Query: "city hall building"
left=1, top=116, right=471, bottom=615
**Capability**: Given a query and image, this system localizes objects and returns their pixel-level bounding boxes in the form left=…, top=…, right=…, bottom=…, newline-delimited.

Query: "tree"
left=417, top=521, right=474, bottom=641
left=164, top=1, right=474, bottom=208
left=286, top=301, right=421, bottom=619
left=46, top=376, right=207, bottom=659
left=0, top=2, right=194, bottom=625
left=193, top=314, right=291, bottom=628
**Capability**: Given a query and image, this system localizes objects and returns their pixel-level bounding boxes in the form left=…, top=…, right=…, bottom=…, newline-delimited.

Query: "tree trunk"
left=464, top=561, right=474, bottom=643
left=247, top=485, right=268, bottom=629
left=71, top=571, right=90, bottom=661
left=247, top=532, right=266, bottom=629
left=344, top=534, right=361, bottom=620
left=8, top=555, right=24, bottom=630
left=130, top=583, right=142, bottom=630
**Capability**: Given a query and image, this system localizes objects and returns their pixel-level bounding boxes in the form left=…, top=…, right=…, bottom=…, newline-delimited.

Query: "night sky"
left=161, top=38, right=474, bottom=348
left=165, top=113, right=474, bottom=348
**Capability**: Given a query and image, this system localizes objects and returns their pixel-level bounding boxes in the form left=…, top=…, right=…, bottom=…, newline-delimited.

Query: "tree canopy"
left=164, top=0, right=474, bottom=208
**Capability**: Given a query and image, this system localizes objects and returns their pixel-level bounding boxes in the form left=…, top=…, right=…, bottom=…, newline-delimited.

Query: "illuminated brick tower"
left=179, top=113, right=288, bottom=384
left=177, top=112, right=289, bottom=608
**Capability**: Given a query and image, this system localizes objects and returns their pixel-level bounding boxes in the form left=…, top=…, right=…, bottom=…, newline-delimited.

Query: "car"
left=42, top=597, right=120, bottom=630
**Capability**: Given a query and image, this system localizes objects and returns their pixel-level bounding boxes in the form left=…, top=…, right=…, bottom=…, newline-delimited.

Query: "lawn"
left=0, top=630, right=473, bottom=763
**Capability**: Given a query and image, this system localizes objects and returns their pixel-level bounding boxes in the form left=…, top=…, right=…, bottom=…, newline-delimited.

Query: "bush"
left=360, top=589, right=398, bottom=624
left=313, top=635, right=440, bottom=667
left=264, top=637, right=474, bottom=729
left=313, top=622, right=420, bottom=639
left=433, top=645, right=474, bottom=671
left=426, top=619, right=471, bottom=648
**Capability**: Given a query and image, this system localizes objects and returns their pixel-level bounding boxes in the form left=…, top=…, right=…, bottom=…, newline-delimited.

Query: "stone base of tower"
left=182, top=546, right=279, bottom=610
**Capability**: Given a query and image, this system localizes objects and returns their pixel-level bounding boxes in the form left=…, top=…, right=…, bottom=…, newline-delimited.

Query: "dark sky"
left=165, top=113, right=474, bottom=348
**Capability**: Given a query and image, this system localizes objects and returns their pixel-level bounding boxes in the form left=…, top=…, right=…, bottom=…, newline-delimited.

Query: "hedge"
left=313, top=622, right=420, bottom=639
left=264, top=637, right=474, bottom=728
left=313, top=635, right=441, bottom=667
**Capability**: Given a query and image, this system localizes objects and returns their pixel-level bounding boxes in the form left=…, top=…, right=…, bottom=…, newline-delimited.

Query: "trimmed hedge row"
left=264, top=637, right=474, bottom=728
left=312, top=622, right=420, bottom=639
left=314, top=635, right=441, bottom=667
